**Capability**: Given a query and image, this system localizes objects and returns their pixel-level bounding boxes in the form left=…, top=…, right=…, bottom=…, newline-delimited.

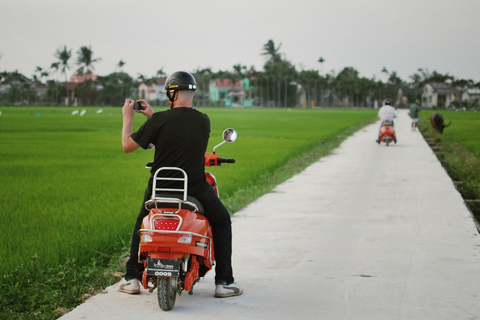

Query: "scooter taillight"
left=154, top=218, right=180, bottom=231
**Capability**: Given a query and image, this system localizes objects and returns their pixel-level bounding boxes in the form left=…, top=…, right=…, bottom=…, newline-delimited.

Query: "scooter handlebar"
left=218, top=157, right=236, bottom=164
left=204, top=153, right=235, bottom=167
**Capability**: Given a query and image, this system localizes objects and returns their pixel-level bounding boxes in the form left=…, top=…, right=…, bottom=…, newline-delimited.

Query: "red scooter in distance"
left=379, top=120, right=396, bottom=146
left=138, top=128, right=237, bottom=311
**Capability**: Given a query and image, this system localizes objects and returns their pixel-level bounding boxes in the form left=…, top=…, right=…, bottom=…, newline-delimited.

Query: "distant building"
left=0, top=72, right=43, bottom=105
left=63, top=71, right=100, bottom=106
left=461, top=88, right=480, bottom=108
left=209, top=78, right=253, bottom=107
left=138, top=78, right=168, bottom=102
left=70, top=71, right=97, bottom=83
left=422, top=82, right=459, bottom=108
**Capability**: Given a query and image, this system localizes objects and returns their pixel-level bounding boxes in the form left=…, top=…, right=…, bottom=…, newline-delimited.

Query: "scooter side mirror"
left=213, top=128, right=237, bottom=153
left=223, top=128, right=237, bottom=143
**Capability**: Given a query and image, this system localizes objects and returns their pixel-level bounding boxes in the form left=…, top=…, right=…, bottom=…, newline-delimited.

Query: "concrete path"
left=60, top=110, right=480, bottom=320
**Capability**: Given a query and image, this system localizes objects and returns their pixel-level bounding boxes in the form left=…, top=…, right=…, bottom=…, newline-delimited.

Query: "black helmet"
left=385, top=99, right=391, bottom=105
left=164, top=71, right=197, bottom=92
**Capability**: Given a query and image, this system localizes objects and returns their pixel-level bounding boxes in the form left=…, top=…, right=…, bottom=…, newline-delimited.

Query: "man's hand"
left=135, top=99, right=154, bottom=118
left=122, top=99, right=135, bottom=119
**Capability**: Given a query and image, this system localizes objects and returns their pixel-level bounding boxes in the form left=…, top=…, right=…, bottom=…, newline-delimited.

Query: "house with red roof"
left=209, top=78, right=253, bottom=107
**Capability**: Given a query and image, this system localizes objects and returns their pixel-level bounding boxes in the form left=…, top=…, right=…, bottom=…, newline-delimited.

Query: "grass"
left=0, top=106, right=377, bottom=319
left=418, top=109, right=480, bottom=221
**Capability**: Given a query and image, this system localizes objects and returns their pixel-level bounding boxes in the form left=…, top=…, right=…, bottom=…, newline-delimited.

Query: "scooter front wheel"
left=157, top=276, right=178, bottom=311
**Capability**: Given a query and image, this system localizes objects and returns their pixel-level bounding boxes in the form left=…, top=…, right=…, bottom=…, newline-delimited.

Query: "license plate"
left=146, top=258, right=181, bottom=277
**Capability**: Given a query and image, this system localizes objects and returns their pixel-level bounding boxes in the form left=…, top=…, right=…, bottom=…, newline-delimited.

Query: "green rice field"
left=0, top=106, right=377, bottom=276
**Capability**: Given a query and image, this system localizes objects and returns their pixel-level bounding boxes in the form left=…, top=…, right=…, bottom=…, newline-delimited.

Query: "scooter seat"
left=145, top=194, right=204, bottom=214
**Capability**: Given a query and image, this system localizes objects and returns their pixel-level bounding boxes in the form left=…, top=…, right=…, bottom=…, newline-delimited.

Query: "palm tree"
left=261, top=39, right=282, bottom=64
left=156, top=68, right=166, bottom=78
left=76, top=46, right=101, bottom=75
left=50, top=62, right=60, bottom=76
left=31, top=67, right=49, bottom=104
left=48, top=62, right=63, bottom=105
left=116, top=60, right=126, bottom=72
left=34, top=66, right=49, bottom=82
left=54, top=45, right=72, bottom=82
left=318, top=56, right=325, bottom=74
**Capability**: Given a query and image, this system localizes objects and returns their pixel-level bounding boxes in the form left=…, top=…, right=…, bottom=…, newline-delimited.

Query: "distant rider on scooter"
left=376, top=99, right=397, bottom=144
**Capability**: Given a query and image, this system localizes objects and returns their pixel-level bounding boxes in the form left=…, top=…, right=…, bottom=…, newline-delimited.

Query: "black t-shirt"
left=131, top=107, right=210, bottom=194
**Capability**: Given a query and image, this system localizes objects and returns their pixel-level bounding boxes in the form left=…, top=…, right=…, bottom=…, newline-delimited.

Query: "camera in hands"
left=133, top=101, right=143, bottom=110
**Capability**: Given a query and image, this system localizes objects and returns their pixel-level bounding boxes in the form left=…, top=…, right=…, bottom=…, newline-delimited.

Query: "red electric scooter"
left=379, top=120, right=396, bottom=146
left=138, top=128, right=237, bottom=311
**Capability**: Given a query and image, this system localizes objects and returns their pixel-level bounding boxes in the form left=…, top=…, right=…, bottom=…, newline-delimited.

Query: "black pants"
left=125, top=182, right=234, bottom=285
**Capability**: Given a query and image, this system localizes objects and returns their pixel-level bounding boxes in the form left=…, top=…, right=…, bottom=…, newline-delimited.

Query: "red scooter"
left=138, top=128, right=237, bottom=311
left=379, top=120, right=396, bottom=146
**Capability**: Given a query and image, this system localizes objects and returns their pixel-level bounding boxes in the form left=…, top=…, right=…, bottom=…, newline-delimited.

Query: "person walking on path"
left=410, top=100, right=421, bottom=131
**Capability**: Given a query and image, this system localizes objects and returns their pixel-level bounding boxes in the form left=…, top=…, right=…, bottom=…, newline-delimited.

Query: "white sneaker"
left=119, top=279, right=141, bottom=294
left=214, top=282, right=243, bottom=298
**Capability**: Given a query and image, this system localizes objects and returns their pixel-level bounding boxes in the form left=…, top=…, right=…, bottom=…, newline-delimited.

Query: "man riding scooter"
left=120, top=71, right=242, bottom=299
left=376, top=99, right=397, bottom=144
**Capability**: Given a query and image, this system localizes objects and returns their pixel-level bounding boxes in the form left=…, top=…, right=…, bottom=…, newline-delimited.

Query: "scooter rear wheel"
left=157, top=276, right=178, bottom=311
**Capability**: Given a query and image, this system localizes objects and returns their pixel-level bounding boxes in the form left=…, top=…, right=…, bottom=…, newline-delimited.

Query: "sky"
left=1, top=0, right=479, bottom=83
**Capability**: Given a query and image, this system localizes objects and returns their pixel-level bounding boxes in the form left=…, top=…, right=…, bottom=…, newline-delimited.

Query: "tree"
left=331, top=67, right=359, bottom=106
left=136, top=74, right=155, bottom=86
left=264, top=60, right=297, bottom=107
left=76, top=46, right=101, bottom=75
left=4, top=71, right=31, bottom=104
left=318, top=57, right=325, bottom=74
left=230, top=64, right=247, bottom=89
left=75, top=79, right=101, bottom=105
left=116, top=60, right=126, bottom=72
left=192, top=68, right=214, bottom=107
left=261, top=40, right=283, bottom=64
left=33, top=66, right=49, bottom=82
left=156, top=68, right=166, bottom=78
left=298, top=70, right=321, bottom=106
left=54, top=45, right=72, bottom=82
left=30, top=66, right=49, bottom=104
left=97, top=72, right=134, bottom=106
left=50, top=62, right=60, bottom=76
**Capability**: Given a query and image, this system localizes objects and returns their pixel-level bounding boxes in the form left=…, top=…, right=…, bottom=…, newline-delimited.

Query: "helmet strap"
left=168, top=90, right=177, bottom=108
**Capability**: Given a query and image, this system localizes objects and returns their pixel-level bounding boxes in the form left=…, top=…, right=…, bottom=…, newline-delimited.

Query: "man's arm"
left=122, top=99, right=140, bottom=153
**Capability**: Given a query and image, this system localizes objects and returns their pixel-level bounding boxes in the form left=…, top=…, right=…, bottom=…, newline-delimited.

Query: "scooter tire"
left=157, top=276, right=177, bottom=311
